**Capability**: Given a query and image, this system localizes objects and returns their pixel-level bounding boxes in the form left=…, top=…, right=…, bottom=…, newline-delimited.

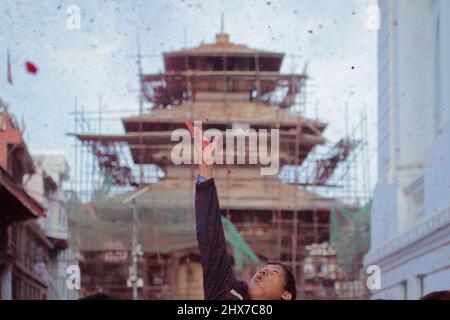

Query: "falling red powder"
left=25, top=61, right=38, bottom=74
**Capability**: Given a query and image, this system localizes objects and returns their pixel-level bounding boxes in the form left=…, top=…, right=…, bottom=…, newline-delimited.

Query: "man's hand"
left=184, top=119, right=218, bottom=180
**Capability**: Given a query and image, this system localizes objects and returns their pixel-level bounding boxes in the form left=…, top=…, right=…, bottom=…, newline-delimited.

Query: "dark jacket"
left=195, top=178, right=250, bottom=300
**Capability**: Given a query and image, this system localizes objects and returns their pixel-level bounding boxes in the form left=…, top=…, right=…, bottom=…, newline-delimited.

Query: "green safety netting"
left=222, top=217, right=260, bottom=270
left=92, top=171, right=113, bottom=202
left=67, top=187, right=260, bottom=271
left=329, top=201, right=371, bottom=275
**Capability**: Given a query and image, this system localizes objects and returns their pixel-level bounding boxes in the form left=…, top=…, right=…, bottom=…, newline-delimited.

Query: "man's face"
left=248, top=264, right=291, bottom=300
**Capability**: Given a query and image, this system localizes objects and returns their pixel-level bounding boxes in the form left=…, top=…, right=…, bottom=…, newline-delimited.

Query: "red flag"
left=7, top=49, right=13, bottom=85
left=25, top=61, right=38, bottom=74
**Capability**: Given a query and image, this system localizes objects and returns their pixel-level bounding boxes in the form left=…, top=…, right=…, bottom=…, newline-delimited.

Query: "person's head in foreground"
left=79, top=293, right=115, bottom=300
left=248, top=262, right=296, bottom=300
left=420, top=290, right=450, bottom=300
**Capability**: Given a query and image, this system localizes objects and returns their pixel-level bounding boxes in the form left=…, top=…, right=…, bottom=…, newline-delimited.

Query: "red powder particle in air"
left=227, top=170, right=231, bottom=174
left=25, top=61, right=38, bottom=74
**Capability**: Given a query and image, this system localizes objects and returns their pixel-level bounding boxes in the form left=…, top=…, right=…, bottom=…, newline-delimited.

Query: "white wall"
left=371, top=249, right=450, bottom=300
left=371, top=0, right=397, bottom=248
left=372, top=0, right=438, bottom=248
left=436, top=0, right=450, bottom=131
left=424, top=124, right=450, bottom=215
left=367, top=0, right=450, bottom=299
left=424, top=0, right=450, bottom=217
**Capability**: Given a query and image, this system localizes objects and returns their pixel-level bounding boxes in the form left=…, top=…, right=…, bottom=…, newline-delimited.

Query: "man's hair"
left=265, top=262, right=297, bottom=300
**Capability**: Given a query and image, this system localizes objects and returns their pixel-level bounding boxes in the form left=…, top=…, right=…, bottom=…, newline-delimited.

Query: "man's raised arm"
left=185, top=120, right=239, bottom=300
left=195, top=177, right=237, bottom=299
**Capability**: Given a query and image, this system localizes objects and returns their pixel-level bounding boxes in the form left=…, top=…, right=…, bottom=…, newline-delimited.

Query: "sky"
left=0, top=0, right=378, bottom=194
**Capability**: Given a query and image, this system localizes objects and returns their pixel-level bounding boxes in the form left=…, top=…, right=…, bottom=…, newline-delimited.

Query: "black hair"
left=265, top=261, right=297, bottom=300
left=420, top=290, right=450, bottom=300
left=79, top=293, right=116, bottom=300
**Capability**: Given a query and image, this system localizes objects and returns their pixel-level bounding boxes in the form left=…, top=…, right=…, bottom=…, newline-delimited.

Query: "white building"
left=364, top=0, right=450, bottom=299
left=25, top=152, right=79, bottom=300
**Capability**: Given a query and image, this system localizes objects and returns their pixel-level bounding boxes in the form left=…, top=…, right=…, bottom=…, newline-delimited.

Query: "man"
left=186, top=120, right=297, bottom=300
